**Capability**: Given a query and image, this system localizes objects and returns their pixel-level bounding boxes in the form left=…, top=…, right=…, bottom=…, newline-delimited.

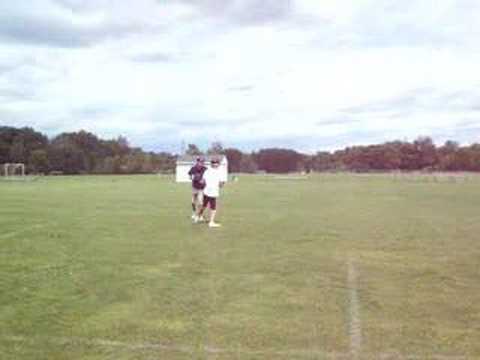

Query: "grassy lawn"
left=1, top=174, right=479, bottom=359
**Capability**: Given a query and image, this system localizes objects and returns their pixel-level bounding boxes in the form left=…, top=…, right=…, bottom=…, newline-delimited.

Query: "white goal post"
left=2, top=163, right=26, bottom=177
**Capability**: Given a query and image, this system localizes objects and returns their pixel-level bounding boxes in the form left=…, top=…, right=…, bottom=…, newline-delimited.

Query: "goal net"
left=2, top=163, right=26, bottom=177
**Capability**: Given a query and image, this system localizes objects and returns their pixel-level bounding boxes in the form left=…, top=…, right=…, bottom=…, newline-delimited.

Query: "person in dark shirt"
left=188, top=157, right=207, bottom=219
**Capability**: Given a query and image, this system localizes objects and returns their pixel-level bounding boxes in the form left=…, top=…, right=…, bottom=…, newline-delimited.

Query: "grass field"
left=1, top=174, right=480, bottom=359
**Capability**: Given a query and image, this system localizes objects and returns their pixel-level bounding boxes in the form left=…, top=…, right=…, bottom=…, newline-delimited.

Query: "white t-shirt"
left=203, top=167, right=222, bottom=198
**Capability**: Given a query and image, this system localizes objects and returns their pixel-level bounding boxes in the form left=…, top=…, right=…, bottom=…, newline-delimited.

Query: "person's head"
left=211, top=158, right=220, bottom=168
left=196, top=157, right=205, bottom=166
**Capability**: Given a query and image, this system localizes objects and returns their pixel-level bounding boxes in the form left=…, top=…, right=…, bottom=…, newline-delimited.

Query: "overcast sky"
left=1, top=0, right=479, bottom=153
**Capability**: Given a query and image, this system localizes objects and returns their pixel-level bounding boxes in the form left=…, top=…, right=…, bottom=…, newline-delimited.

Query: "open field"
left=1, top=173, right=480, bottom=359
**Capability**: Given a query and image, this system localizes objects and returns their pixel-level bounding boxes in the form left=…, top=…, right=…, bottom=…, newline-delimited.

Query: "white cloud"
left=1, top=0, right=480, bottom=152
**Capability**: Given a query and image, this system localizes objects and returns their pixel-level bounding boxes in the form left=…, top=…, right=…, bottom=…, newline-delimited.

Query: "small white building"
left=175, top=155, right=228, bottom=183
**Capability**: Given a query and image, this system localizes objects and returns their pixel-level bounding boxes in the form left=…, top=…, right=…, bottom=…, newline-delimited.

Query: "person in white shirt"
left=194, top=158, right=224, bottom=227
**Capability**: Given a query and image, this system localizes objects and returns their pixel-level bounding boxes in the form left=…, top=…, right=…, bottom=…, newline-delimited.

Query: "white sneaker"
left=192, top=215, right=199, bottom=223
left=198, top=216, right=206, bottom=222
left=191, top=213, right=196, bottom=220
left=209, top=222, right=221, bottom=228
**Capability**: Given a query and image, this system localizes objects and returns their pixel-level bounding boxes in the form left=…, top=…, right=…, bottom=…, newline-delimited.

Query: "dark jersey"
left=188, top=165, right=207, bottom=190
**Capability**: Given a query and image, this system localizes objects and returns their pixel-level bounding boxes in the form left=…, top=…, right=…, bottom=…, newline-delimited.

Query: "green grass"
left=1, top=174, right=480, bottom=359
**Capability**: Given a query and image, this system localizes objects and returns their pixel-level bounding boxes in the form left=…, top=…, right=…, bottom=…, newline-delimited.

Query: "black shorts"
left=203, top=195, right=217, bottom=210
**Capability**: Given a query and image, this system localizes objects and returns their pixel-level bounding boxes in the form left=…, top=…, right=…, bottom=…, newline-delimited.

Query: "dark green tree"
left=223, top=148, right=243, bottom=173
left=185, top=144, right=202, bottom=156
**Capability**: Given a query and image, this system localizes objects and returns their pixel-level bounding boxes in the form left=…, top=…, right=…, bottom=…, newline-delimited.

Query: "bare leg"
left=191, top=194, right=197, bottom=218
left=209, top=210, right=221, bottom=227
left=196, top=202, right=207, bottom=222
left=192, top=194, right=197, bottom=210
left=209, top=210, right=216, bottom=223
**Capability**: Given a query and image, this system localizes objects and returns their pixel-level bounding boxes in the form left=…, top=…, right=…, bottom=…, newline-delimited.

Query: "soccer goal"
left=2, top=163, right=26, bottom=178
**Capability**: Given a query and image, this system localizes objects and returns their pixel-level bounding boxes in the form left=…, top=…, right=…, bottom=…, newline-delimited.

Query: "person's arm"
left=220, top=171, right=226, bottom=187
left=219, top=172, right=225, bottom=188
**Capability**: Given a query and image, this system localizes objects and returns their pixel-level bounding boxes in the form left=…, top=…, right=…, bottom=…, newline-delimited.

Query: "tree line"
left=309, top=137, right=480, bottom=173
left=186, top=137, right=480, bottom=173
left=1, top=126, right=479, bottom=174
left=0, top=126, right=175, bottom=174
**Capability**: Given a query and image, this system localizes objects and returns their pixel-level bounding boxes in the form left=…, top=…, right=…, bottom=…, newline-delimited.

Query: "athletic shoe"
left=191, top=213, right=196, bottom=220
left=192, top=215, right=199, bottom=223
left=209, top=222, right=221, bottom=228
